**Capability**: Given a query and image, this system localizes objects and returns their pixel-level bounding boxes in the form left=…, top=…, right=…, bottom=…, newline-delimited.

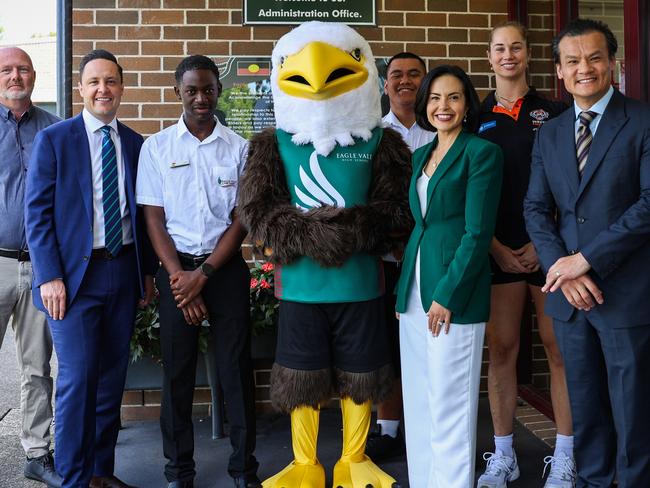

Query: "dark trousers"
left=49, top=249, right=138, bottom=488
left=157, top=252, right=258, bottom=482
left=554, top=313, right=650, bottom=488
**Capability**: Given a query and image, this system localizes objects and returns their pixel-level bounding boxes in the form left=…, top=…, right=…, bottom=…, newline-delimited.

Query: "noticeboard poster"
left=244, top=0, right=376, bottom=26
left=216, top=56, right=390, bottom=140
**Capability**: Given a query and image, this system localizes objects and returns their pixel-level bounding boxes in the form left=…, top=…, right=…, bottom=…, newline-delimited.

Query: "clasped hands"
left=170, top=269, right=208, bottom=325
left=543, top=253, right=604, bottom=311
left=492, top=241, right=540, bottom=274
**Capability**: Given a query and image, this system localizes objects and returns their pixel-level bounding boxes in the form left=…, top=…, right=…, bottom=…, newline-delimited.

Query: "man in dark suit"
left=524, top=19, right=650, bottom=488
left=25, top=49, right=155, bottom=488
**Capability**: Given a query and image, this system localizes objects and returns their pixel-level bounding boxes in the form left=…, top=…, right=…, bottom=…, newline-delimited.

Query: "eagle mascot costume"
left=239, top=21, right=412, bottom=488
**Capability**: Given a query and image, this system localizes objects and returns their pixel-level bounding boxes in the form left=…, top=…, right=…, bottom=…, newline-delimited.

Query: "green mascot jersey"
left=274, top=127, right=384, bottom=303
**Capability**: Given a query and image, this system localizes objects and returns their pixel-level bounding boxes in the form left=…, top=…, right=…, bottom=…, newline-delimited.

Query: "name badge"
left=218, top=176, right=237, bottom=187
left=170, top=161, right=190, bottom=168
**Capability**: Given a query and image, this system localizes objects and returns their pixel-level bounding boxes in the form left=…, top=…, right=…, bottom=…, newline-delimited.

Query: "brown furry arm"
left=341, top=127, right=414, bottom=255
left=238, top=128, right=354, bottom=266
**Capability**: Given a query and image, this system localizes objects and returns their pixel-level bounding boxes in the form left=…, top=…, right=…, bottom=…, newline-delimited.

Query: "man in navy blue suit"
left=524, top=19, right=650, bottom=488
left=25, top=49, right=155, bottom=488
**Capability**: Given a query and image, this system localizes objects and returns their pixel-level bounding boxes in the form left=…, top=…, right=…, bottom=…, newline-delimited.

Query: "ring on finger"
left=555, top=271, right=561, bottom=277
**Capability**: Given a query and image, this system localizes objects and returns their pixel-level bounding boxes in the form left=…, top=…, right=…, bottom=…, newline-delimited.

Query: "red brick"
left=378, top=12, right=404, bottom=26
left=469, top=0, right=507, bottom=12
left=142, top=10, right=184, bottom=24
left=187, top=10, right=229, bottom=24
left=141, top=41, right=184, bottom=55
left=489, top=14, right=508, bottom=27
left=193, top=388, right=212, bottom=403
left=120, top=56, right=161, bottom=71
left=95, top=9, right=139, bottom=24
left=385, top=27, right=426, bottom=42
left=405, top=12, right=446, bottom=27
left=405, top=42, right=447, bottom=58
left=143, top=390, right=162, bottom=404
left=163, top=57, right=185, bottom=71
left=142, top=103, right=181, bottom=118
left=121, top=404, right=160, bottom=421
left=470, top=74, right=490, bottom=88
left=116, top=103, right=140, bottom=118
left=73, top=41, right=94, bottom=56
left=164, top=25, right=206, bottom=39
left=230, top=10, right=242, bottom=24
left=141, top=72, right=175, bottom=86
left=232, top=42, right=274, bottom=56
left=122, top=87, right=161, bottom=102
left=163, top=87, right=179, bottom=102
left=74, top=0, right=115, bottom=7
left=449, top=13, right=489, bottom=27
left=470, top=59, right=491, bottom=73
left=186, top=42, right=229, bottom=56
left=95, top=41, right=140, bottom=55
left=122, top=119, right=162, bottom=136
left=252, top=26, right=292, bottom=40
left=428, top=28, right=468, bottom=42
left=430, top=58, right=469, bottom=71
left=121, top=390, right=143, bottom=406
left=207, top=25, right=251, bottom=40
left=119, top=0, right=160, bottom=6
left=118, top=26, right=161, bottom=39
left=528, top=0, right=553, bottom=14
left=470, top=28, right=491, bottom=43
left=427, top=0, right=467, bottom=11
left=162, top=119, right=177, bottom=129
left=353, top=27, right=382, bottom=42
left=208, top=0, right=240, bottom=7
left=530, top=60, right=554, bottom=74
left=73, top=25, right=116, bottom=40
left=122, top=72, right=138, bottom=86
left=163, top=0, right=205, bottom=7
left=385, top=0, right=425, bottom=10
left=449, top=43, right=488, bottom=57
left=369, top=42, right=406, bottom=57
left=73, top=10, right=94, bottom=24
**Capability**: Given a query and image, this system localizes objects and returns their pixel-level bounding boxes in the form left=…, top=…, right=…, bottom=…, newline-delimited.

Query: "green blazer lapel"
left=410, top=141, right=434, bottom=223
left=424, top=130, right=469, bottom=221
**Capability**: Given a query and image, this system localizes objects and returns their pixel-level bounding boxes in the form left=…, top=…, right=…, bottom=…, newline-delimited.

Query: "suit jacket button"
left=83, top=256, right=89, bottom=261
left=577, top=217, right=586, bottom=224
left=569, top=249, right=577, bottom=255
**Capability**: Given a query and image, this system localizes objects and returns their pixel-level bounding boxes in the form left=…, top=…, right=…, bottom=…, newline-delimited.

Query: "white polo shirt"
left=136, top=116, right=248, bottom=255
left=382, top=110, right=435, bottom=152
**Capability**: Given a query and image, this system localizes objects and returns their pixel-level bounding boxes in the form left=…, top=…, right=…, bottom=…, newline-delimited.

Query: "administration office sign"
left=244, top=0, right=376, bottom=25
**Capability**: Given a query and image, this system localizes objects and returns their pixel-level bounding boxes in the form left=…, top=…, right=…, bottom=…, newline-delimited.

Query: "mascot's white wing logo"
left=294, top=151, right=345, bottom=211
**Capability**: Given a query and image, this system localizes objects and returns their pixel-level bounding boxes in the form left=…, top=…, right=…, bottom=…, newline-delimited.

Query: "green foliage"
left=249, top=261, right=279, bottom=336
left=218, top=84, right=257, bottom=139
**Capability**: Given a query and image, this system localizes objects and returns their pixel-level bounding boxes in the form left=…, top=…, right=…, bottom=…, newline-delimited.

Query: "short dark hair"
left=415, top=65, right=481, bottom=134
left=386, top=52, right=427, bottom=74
left=79, top=49, right=123, bottom=82
left=552, top=18, right=618, bottom=64
left=175, top=55, right=220, bottom=85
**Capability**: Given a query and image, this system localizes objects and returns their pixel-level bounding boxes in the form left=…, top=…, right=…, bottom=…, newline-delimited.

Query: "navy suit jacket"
left=524, top=89, right=650, bottom=326
left=25, top=113, right=155, bottom=312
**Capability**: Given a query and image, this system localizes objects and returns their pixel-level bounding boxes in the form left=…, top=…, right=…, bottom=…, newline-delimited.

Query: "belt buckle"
left=18, top=250, right=29, bottom=262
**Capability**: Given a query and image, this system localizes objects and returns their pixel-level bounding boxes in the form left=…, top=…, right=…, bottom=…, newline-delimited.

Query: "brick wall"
left=72, top=0, right=561, bottom=418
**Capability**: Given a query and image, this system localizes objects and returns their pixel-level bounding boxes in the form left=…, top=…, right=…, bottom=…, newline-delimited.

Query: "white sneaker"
left=543, top=452, right=576, bottom=488
left=476, top=450, right=520, bottom=488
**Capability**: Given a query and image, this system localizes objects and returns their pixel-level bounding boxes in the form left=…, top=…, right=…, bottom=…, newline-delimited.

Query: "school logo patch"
left=530, top=109, right=550, bottom=121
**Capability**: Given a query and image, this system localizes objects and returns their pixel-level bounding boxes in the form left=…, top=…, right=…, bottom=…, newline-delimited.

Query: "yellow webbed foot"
left=332, top=455, right=400, bottom=488
left=262, top=461, right=326, bottom=488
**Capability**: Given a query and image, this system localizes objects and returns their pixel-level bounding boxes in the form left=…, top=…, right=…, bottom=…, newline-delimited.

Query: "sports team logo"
left=530, top=109, right=550, bottom=129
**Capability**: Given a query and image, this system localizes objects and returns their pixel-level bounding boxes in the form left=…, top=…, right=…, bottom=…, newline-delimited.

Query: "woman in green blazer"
left=395, top=65, right=503, bottom=488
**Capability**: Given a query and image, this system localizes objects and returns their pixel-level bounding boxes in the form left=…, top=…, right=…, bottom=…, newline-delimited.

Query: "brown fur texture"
left=269, top=363, right=333, bottom=413
left=334, top=364, right=394, bottom=405
left=238, top=127, right=413, bottom=266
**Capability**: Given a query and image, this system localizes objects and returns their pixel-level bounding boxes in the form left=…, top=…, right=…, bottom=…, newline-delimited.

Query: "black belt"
left=0, top=249, right=30, bottom=261
left=90, top=243, right=134, bottom=260
left=177, top=252, right=210, bottom=268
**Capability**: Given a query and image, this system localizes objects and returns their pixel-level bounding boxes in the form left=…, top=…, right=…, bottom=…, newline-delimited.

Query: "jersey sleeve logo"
left=294, top=151, right=346, bottom=211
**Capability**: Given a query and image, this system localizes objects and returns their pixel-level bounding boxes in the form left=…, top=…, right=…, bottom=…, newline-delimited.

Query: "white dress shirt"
left=573, top=85, right=614, bottom=137
left=82, top=109, right=133, bottom=248
left=136, top=116, right=248, bottom=255
left=382, top=110, right=435, bottom=152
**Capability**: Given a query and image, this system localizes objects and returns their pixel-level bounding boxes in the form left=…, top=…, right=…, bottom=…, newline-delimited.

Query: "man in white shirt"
left=367, top=52, right=435, bottom=461
left=136, top=55, right=260, bottom=488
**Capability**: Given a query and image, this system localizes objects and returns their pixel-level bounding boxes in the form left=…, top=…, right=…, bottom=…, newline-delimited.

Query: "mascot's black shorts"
left=276, top=297, right=390, bottom=373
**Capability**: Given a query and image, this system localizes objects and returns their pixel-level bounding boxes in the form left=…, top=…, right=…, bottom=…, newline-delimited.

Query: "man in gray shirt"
left=0, top=46, right=62, bottom=487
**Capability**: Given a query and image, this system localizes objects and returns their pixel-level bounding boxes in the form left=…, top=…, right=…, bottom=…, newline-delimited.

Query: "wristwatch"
left=199, top=262, right=215, bottom=278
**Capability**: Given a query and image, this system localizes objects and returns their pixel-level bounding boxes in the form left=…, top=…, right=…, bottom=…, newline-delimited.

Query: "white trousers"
left=400, top=282, right=485, bottom=488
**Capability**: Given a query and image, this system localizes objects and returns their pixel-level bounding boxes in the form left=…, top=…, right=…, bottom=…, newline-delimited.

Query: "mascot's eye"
left=349, top=48, right=362, bottom=62
left=280, top=56, right=286, bottom=67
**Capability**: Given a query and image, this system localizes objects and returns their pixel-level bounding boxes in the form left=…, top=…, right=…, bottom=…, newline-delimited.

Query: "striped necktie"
left=100, top=126, right=122, bottom=256
left=576, top=111, right=597, bottom=177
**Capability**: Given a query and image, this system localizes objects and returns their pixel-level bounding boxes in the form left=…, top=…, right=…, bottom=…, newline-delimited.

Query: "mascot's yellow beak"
left=277, top=41, right=369, bottom=101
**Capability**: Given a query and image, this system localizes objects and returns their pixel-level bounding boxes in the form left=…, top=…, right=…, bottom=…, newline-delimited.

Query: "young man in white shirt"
left=367, top=52, right=435, bottom=461
left=136, top=55, right=260, bottom=488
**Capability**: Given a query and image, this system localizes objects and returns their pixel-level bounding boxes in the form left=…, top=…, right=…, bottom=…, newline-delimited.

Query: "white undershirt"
left=414, top=170, right=430, bottom=290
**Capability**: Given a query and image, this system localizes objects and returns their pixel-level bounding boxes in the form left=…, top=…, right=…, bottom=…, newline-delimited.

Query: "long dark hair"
left=415, top=65, right=481, bottom=134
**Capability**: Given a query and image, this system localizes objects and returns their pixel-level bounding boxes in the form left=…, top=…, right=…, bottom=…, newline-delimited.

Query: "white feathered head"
left=271, top=21, right=382, bottom=156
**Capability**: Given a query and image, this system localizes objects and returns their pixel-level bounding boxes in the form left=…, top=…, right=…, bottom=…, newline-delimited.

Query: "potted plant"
left=249, top=261, right=279, bottom=358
